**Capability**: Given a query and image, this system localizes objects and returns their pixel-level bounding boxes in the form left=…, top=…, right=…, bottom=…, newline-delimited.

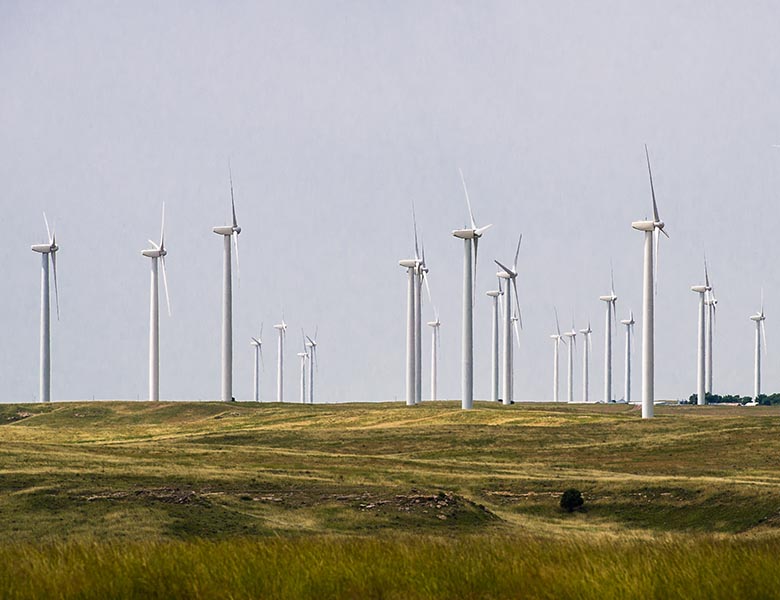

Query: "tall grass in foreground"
left=1, top=535, right=778, bottom=599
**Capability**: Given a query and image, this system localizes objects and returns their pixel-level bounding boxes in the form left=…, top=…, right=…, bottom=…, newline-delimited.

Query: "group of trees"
left=685, top=393, right=780, bottom=406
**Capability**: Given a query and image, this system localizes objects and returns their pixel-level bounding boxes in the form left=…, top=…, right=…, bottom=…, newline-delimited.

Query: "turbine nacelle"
left=212, top=225, right=240, bottom=236
left=427, top=320, right=440, bottom=328
left=631, top=220, right=655, bottom=232
left=142, top=247, right=166, bottom=258
left=750, top=314, right=765, bottom=322
left=31, top=243, right=56, bottom=254
left=398, top=259, right=418, bottom=269
left=690, top=285, right=710, bottom=294
left=451, top=225, right=492, bottom=240
left=486, top=290, right=502, bottom=298
left=599, top=294, right=617, bottom=302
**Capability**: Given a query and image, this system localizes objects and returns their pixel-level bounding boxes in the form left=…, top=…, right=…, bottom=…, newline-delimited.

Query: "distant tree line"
left=686, top=393, right=780, bottom=406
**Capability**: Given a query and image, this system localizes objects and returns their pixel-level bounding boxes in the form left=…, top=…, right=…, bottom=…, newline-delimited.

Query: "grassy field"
left=1, top=400, right=780, bottom=598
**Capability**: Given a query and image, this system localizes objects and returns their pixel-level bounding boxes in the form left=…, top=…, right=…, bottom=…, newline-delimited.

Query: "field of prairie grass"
left=1, top=400, right=780, bottom=598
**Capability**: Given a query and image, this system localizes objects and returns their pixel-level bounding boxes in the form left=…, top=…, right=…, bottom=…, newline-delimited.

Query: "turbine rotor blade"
left=458, top=168, right=477, bottom=230
left=495, top=259, right=514, bottom=278
left=645, top=144, right=660, bottom=223
left=512, top=277, right=523, bottom=329
left=412, top=201, right=420, bottom=260
left=229, top=163, right=238, bottom=228
left=233, top=232, right=241, bottom=282
left=43, top=212, right=52, bottom=242
left=554, top=306, right=561, bottom=337
left=160, top=202, right=166, bottom=249
left=513, top=233, right=522, bottom=271
left=161, top=255, right=172, bottom=316
left=51, top=251, right=60, bottom=320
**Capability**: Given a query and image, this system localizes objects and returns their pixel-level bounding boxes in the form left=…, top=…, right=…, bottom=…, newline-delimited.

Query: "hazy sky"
left=2, top=1, right=779, bottom=403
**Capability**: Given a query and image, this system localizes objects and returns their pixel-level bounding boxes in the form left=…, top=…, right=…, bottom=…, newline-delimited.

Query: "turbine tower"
left=750, top=294, right=767, bottom=400
left=31, top=214, right=59, bottom=403
left=141, top=205, right=171, bottom=402
left=563, top=320, right=577, bottom=403
left=704, top=262, right=717, bottom=395
left=250, top=325, right=263, bottom=402
left=486, top=285, right=503, bottom=402
left=631, top=145, right=669, bottom=419
left=212, top=168, right=242, bottom=402
left=427, top=312, right=441, bottom=401
left=399, top=258, right=417, bottom=406
left=550, top=308, right=566, bottom=402
left=495, top=235, right=523, bottom=406
left=297, top=350, right=308, bottom=405
left=306, top=330, right=318, bottom=404
left=580, top=322, right=593, bottom=403
left=599, top=269, right=617, bottom=402
left=621, top=311, right=635, bottom=403
left=274, top=318, right=287, bottom=402
left=691, top=262, right=711, bottom=406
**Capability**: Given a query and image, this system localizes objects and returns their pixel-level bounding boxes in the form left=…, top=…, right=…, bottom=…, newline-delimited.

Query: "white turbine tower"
left=580, top=322, right=593, bottom=403
left=297, top=350, right=308, bottom=405
left=691, top=261, right=711, bottom=406
left=621, top=311, right=635, bottom=403
left=704, top=262, right=717, bottom=395
left=495, top=235, right=523, bottom=406
left=452, top=169, right=492, bottom=410
left=563, top=320, right=577, bottom=403
left=306, top=330, right=318, bottom=404
left=212, top=168, right=242, bottom=402
left=750, top=294, right=767, bottom=400
left=631, top=145, right=669, bottom=419
left=427, top=312, right=441, bottom=401
left=550, top=308, right=566, bottom=403
left=399, top=258, right=418, bottom=406
left=486, top=284, right=503, bottom=402
left=31, top=214, right=59, bottom=403
left=250, top=325, right=263, bottom=402
left=599, top=269, right=617, bottom=402
left=141, top=205, right=171, bottom=402
left=274, top=318, right=287, bottom=402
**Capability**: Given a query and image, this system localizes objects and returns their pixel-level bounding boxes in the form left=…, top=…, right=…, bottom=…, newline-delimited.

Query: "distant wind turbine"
left=750, top=293, right=767, bottom=400
left=212, top=167, right=242, bottom=402
left=141, top=204, right=171, bottom=402
left=621, top=311, right=635, bottom=403
left=274, top=318, right=287, bottom=402
left=563, top=319, right=577, bottom=403
left=486, top=284, right=503, bottom=402
left=631, top=145, right=669, bottom=419
left=31, top=213, right=59, bottom=403
left=250, top=325, right=263, bottom=402
left=704, top=262, right=717, bottom=395
left=297, top=349, right=308, bottom=405
left=495, top=234, right=523, bottom=406
left=399, top=257, right=418, bottom=406
left=550, top=308, right=566, bottom=402
left=427, top=311, right=441, bottom=401
left=306, top=329, right=318, bottom=404
left=580, top=322, right=593, bottom=403
left=452, top=169, right=492, bottom=410
left=599, top=268, right=618, bottom=402
left=691, top=260, right=711, bottom=406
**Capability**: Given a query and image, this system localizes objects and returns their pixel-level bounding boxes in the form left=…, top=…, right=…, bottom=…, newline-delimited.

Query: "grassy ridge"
left=3, top=535, right=780, bottom=599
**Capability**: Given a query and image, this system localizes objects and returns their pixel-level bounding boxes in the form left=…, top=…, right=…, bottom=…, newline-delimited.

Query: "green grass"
left=2, top=400, right=780, bottom=597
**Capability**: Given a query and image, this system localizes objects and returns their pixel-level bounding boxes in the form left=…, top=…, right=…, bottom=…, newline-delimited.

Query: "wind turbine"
left=212, top=167, right=242, bottom=402
left=704, top=262, right=717, bottom=395
left=563, top=319, right=577, bottom=403
left=297, top=349, right=308, bottom=405
left=250, top=325, right=263, bottom=402
left=452, top=169, right=492, bottom=410
left=749, top=293, right=767, bottom=400
left=580, top=322, right=593, bottom=403
left=550, top=309, right=566, bottom=403
left=399, top=258, right=417, bottom=406
left=427, top=311, right=441, bottom=401
left=631, top=145, right=669, bottom=419
left=495, top=235, right=523, bottom=406
left=621, top=311, right=635, bottom=403
left=306, top=329, right=318, bottom=404
left=31, top=213, right=59, bottom=403
left=691, top=261, right=711, bottom=406
left=486, top=284, right=503, bottom=402
left=599, top=268, right=618, bottom=402
left=274, top=318, right=287, bottom=402
left=141, top=204, right=171, bottom=402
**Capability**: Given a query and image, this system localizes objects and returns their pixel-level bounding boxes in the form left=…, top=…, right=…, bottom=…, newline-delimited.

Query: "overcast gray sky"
left=1, top=1, right=779, bottom=403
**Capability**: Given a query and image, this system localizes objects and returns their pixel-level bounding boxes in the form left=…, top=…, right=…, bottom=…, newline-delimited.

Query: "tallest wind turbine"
left=631, top=146, right=669, bottom=419
left=452, top=169, right=492, bottom=410
left=212, top=168, right=242, bottom=402
left=31, top=214, right=60, bottom=403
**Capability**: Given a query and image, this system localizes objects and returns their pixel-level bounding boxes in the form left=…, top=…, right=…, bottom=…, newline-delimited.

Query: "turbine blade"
left=160, top=202, right=166, bottom=249
left=513, top=316, right=521, bottom=347
left=653, top=229, right=660, bottom=295
left=412, top=201, right=420, bottom=260
left=51, top=251, right=60, bottom=320
left=494, top=259, right=514, bottom=278
left=704, top=254, right=710, bottom=288
left=161, top=255, right=172, bottom=316
left=645, top=144, right=661, bottom=223
left=229, top=162, right=238, bottom=228
left=148, top=240, right=160, bottom=250
left=43, top=212, right=52, bottom=242
left=512, top=277, right=523, bottom=329
left=554, top=306, right=561, bottom=337
left=458, top=168, right=477, bottom=230
left=233, top=232, right=241, bottom=283
left=475, top=224, right=493, bottom=236
left=513, top=233, right=522, bottom=271
left=260, top=345, right=265, bottom=370
left=610, top=260, right=615, bottom=296
left=762, top=320, right=768, bottom=356
left=472, top=236, right=479, bottom=306
left=423, top=272, right=434, bottom=308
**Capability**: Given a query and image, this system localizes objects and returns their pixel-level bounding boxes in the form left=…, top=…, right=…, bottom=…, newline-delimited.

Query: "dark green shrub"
left=560, top=488, right=584, bottom=512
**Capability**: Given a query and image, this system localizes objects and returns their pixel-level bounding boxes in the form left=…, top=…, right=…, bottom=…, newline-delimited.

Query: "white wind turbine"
left=399, top=257, right=418, bottom=406
left=631, top=145, right=669, bottom=419
left=274, top=318, right=287, bottom=402
left=550, top=308, right=566, bottom=403
left=690, top=260, right=711, bottom=406
left=452, top=169, right=492, bottom=410
left=580, top=322, right=593, bottom=403
left=31, top=214, right=59, bottom=403
left=141, top=204, right=171, bottom=402
left=486, top=283, right=503, bottom=402
left=749, top=293, right=767, bottom=400
left=704, top=262, right=717, bottom=395
left=212, top=168, right=242, bottom=402
left=297, top=349, right=308, bottom=405
left=427, top=311, right=441, bottom=401
left=250, top=325, right=263, bottom=402
left=306, top=329, right=318, bottom=404
left=599, top=268, right=618, bottom=402
left=495, top=235, right=523, bottom=406
left=563, top=319, right=577, bottom=403
left=621, top=311, right=635, bottom=403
